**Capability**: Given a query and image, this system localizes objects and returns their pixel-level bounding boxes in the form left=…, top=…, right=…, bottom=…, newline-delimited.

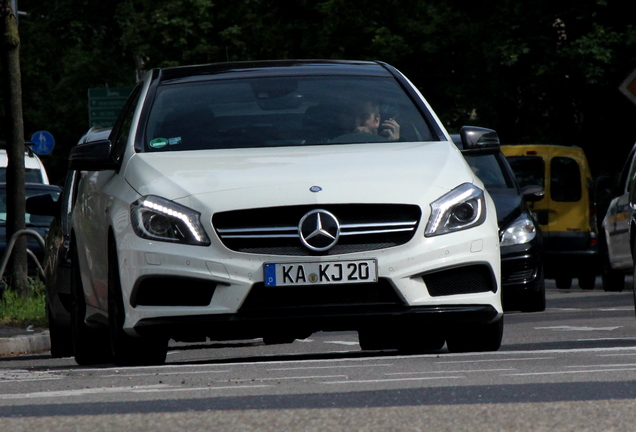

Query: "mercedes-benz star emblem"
left=298, top=209, right=340, bottom=252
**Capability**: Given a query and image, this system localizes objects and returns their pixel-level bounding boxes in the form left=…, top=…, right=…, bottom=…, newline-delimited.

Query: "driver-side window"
left=111, top=84, right=143, bottom=163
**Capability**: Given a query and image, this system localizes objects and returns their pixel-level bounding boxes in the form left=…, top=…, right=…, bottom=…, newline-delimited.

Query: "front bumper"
left=114, top=211, right=502, bottom=339
left=134, top=304, right=501, bottom=341
left=500, top=240, right=543, bottom=294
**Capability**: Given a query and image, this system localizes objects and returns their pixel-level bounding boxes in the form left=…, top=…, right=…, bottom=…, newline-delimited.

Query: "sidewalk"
left=0, top=325, right=51, bottom=357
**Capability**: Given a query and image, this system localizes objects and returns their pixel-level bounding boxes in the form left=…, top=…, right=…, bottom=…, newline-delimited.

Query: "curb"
left=0, top=331, right=51, bottom=357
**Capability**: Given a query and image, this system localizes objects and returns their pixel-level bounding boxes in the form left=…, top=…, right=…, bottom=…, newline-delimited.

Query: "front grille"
left=213, top=204, right=421, bottom=256
left=239, top=279, right=404, bottom=312
left=132, top=277, right=217, bottom=307
left=423, top=265, right=496, bottom=297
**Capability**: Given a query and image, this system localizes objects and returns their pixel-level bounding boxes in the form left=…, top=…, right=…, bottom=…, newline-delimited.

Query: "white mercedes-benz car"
left=64, top=60, right=502, bottom=365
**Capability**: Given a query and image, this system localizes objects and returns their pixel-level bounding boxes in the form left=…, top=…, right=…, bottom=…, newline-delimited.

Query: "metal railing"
left=0, top=229, right=46, bottom=288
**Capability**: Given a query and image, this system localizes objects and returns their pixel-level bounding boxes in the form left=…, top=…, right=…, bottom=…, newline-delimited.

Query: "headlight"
left=500, top=214, right=537, bottom=246
left=425, top=183, right=486, bottom=237
left=130, top=195, right=211, bottom=246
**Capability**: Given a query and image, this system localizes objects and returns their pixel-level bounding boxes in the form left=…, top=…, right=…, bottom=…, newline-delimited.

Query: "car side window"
left=110, top=84, right=143, bottom=163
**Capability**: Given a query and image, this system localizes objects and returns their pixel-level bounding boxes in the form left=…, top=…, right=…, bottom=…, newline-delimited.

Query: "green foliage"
left=0, top=279, right=47, bottom=328
left=1, top=0, right=635, bottom=181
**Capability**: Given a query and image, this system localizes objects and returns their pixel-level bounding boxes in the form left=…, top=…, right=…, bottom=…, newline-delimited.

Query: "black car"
left=1, top=182, right=61, bottom=278
left=25, top=127, right=110, bottom=358
left=452, top=129, right=545, bottom=312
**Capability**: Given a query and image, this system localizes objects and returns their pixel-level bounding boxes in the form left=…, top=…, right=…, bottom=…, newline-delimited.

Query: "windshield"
left=0, top=188, right=60, bottom=226
left=506, top=156, right=545, bottom=188
left=144, top=76, right=433, bottom=151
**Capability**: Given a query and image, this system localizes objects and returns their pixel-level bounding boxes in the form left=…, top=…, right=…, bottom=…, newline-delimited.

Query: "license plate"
left=264, top=259, right=378, bottom=287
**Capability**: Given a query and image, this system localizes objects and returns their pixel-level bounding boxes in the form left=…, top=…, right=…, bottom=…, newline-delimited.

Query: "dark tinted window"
left=506, top=156, right=545, bottom=188
left=144, top=76, right=433, bottom=152
left=0, top=187, right=60, bottom=227
left=464, top=154, right=513, bottom=189
left=551, top=156, right=581, bottom=202
left=0, top=168, right=43, bottom=183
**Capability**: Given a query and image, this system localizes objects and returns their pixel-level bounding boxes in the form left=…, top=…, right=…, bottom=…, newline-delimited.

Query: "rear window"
left=506, top=156, right=545, bottom=188
left=550, top=156, right=581, bottom=202
left=143, top=76, right=434, bottom=151
left=0, top=168, right=44, bottom=183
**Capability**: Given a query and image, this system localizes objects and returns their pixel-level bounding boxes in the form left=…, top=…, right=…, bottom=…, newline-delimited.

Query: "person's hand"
left=354, top=125, right=376, bottom=135
left=379, top=119, right=400, bottom=141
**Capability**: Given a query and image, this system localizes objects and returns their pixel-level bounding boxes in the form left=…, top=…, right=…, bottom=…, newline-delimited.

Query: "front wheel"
left=47, top=303, right=73, bottom=358
left=446, top=317, right=504, bottom=353
left=108, top=237, right=168, bottom=366
left=602, top=250, right=625, bottom=292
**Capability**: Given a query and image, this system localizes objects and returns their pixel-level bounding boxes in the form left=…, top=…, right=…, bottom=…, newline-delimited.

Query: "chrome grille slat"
left=213, top=204, right=421, bottom=256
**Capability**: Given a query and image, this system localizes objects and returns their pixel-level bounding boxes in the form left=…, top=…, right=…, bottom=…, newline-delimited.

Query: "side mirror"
left=68, top=139, right=118, bottom=171
left=26, top=193, right=60, bottom=217
left=453, top=126, right=500, bottom=154
left=521, top=184, right=544, bottom=202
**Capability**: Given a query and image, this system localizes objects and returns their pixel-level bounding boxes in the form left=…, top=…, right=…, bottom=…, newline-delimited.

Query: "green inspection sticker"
left=149, top=138, right=169, bottom=148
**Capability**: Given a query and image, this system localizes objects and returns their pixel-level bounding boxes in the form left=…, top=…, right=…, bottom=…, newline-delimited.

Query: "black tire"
left=70, top=244, right=112, bottom=365
left=578, top=273, right=596, bottom=290
left=632, top=241, right=636, bottom=319
left=446, top=316, right=504, bottom=353
left=108, top=238, right=168, bottom=366
left=47, top=303, right=73, bottom=358
left=602, top=250, right=625, bottom=292
left=520, top=276, right=546, bottom=313
left=555, top=276, right=572, bottom=289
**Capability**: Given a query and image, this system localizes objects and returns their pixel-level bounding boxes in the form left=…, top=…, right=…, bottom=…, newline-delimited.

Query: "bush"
left=0, top=279, right=47, bottom=328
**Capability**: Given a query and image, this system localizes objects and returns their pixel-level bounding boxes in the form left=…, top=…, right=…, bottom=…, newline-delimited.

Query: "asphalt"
left=0, top=325, right=51, bottom=358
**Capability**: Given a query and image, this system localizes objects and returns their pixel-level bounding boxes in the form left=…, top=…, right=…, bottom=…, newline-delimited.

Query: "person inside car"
left=339, top=100, right=401, bottom=141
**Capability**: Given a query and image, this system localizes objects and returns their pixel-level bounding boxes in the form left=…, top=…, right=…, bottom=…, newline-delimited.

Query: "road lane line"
left=435, top=357, right=555, bottom=364
left=385, top=368, right=515, bottom=376
left=322, top=376, right=463, bottom=384
left=267, top=364, right=392, bottom=371
left=504, top=367, right=636, bottom=377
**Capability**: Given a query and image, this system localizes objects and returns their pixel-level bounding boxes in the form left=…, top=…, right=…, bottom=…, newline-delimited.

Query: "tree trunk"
left=1, top=2, right=28, bottom=296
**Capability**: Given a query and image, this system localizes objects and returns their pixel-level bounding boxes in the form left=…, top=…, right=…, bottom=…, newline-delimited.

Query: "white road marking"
left=322, top=376, right=464, bottom=384
left=436, top=357, right=555, bottom=364
left=323, top=341, right=360, bottom=346
left=385, top=368, right=515, bottom=376
left=566, top=363, right=636, bottom=368
left=504, top=367, right=636, bottom=376
left=534, top=326, right=622, bottom=331
left=240, top=374, right=348, bottom=382
left=0, top=384, right=274, bottom=400
left=267, top=364, right=392, bottom=371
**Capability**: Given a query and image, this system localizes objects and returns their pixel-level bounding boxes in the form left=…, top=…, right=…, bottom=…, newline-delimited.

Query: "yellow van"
left=500, top=144, right=599, bottom=289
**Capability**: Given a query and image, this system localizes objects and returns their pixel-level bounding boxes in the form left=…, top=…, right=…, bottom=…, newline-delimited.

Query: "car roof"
left=155, top=60, right=394, bottom=83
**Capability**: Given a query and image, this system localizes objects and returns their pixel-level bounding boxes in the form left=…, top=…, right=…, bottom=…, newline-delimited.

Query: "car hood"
left=124, top=142, right=477, bottom=211
left=488, top=188, right=524, bottom=229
